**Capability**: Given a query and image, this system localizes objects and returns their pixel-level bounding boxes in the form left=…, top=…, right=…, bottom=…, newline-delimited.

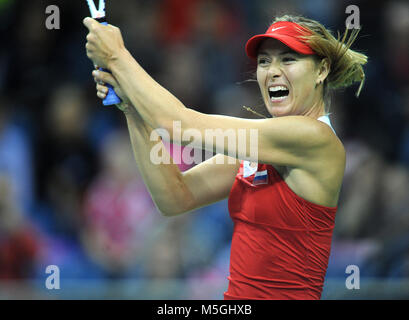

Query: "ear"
left=316, top=57, right=330, bottom=85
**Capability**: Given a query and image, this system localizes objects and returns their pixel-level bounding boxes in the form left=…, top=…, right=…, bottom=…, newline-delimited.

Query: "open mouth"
left=268, top=85, right=289, bottom=102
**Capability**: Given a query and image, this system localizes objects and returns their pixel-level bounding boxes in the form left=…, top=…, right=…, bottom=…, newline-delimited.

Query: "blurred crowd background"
left=0, top=0, right=409, bottom=299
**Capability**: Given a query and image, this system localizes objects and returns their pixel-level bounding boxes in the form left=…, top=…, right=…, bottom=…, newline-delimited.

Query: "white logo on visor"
left=270, top=26, right=286, bottom=32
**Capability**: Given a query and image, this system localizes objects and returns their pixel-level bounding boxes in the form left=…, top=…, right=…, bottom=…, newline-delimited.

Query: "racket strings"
left=86, top=0, right=105, bottom=18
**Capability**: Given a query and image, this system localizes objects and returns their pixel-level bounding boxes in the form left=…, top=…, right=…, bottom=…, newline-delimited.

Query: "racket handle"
left=99, top=21, right=122, bottom=106
left=99, top=68, right=122, bottom=106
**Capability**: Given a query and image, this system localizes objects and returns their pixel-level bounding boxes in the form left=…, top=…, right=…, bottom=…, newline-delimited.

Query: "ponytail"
left=274, top=15, right=368, bottom=98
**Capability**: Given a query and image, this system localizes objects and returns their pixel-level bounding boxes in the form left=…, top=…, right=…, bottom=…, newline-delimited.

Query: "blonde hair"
left=273, top=15, right=368, bottom=101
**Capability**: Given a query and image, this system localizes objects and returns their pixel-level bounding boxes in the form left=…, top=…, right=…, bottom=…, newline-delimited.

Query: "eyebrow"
left=280, top=50, right=299, bottom=56
left=258, top=50, right=299, bottom=57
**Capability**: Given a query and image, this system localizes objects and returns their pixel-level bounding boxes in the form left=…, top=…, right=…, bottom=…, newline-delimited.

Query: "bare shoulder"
left=281, top=117, right=346, bottom=206
left=316, top=118, right=345, bottom=160
left=287, top=116, right=344, bottom=153
left=264, top=115, right=341, bottom=148
left=298, top=115, right=344, bottom=147
left=301, top=117, right=346, bottom=171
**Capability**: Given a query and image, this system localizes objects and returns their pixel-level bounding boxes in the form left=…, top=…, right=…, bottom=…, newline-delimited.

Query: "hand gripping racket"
left=86, top=0, right=122, bottom=106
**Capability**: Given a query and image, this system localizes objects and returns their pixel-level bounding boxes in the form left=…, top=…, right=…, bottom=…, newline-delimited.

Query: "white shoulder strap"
left=317, top=115, right=336, bottom=135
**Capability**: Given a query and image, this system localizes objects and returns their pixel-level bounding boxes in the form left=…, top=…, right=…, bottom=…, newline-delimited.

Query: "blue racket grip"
left=99, top=21, right=121, bottom=106
left=99, top=68, right=121, bottom=106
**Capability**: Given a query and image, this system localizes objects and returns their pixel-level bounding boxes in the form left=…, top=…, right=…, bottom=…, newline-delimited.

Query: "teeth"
left=269, top=86, right=288, bottom=92
left=271, top=96, right=287, bottom=101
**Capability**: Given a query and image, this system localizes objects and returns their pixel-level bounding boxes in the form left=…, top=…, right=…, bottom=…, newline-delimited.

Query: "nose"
left=267, top=61, right=282, bottom=78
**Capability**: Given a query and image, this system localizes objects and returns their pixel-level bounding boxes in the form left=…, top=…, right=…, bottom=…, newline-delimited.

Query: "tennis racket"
left=86, top=0, right=122, bottom=106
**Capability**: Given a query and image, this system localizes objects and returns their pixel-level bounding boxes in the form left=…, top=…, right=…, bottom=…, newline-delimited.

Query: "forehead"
left=257, top=38, right=297, bottom=55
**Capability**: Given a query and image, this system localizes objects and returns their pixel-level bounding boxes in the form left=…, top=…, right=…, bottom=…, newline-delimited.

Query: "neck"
left=302, top=98, right=326, bottom=119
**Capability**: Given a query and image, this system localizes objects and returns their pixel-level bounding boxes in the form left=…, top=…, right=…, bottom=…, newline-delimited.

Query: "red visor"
left=245, top=21, right=315, bottom=59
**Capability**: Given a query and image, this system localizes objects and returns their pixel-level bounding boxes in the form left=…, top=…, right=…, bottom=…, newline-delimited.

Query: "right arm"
left=95, top=77, right=240, bottom=217
left=124, top=106, right=240, bottom=216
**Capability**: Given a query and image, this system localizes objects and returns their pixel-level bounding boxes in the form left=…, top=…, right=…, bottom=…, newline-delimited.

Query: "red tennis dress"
left=224, top=161, right=337, bottom=300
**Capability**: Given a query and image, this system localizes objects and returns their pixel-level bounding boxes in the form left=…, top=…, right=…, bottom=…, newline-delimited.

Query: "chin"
left=268, top=104, right=292, bottom=117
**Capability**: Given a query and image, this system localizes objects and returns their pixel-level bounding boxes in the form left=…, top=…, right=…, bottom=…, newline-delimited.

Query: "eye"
left=282, top=56, right=296, bottom=63
left=257, top=57, right=269, bottom=65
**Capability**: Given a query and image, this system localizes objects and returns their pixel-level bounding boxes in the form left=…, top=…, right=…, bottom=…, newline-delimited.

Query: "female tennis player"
left=84, top=15, right=367, bottom=299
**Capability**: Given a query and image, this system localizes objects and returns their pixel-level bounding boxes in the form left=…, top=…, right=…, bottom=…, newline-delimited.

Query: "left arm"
left=84, top=18, right=335, bottom=168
